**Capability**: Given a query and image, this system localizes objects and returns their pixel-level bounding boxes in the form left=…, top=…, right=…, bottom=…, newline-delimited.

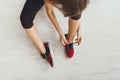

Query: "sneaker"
left=65, top=34, right=74, bottom=58
left=41, top=42, right=53, bottom=67
left=65, top=34, right=82, bottom=58
left=65, top=43, right=74, bottom=58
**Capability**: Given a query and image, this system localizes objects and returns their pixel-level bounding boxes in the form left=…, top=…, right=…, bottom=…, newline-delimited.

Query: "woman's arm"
left=45, top=1, right=62, bottom=35
left=45, top=1, right=68, bottom=45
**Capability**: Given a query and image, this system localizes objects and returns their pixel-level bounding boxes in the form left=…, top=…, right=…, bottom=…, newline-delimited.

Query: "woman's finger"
left=74, top=37, right=81, bottom=45
left=60, top=38, right=68, bottom=45
left=62, top=40, right=65, bottom=45
left=63, top=38, right=68, bottom=45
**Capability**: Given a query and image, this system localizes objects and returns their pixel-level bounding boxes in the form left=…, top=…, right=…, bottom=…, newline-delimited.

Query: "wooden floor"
left=0, top=0, right=120, bottom=80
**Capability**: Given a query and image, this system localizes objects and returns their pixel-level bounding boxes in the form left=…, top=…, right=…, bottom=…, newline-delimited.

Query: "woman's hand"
left=75, top=26, right=81, bottom=45
left=59, top=33, right=68, bottom=45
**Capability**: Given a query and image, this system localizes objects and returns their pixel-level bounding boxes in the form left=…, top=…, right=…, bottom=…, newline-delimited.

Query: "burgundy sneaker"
left=41, top=42, right=53, bottom=67
left=65, top=34, right=74, bottom=58
left=65, top=43, right=74, bottom=58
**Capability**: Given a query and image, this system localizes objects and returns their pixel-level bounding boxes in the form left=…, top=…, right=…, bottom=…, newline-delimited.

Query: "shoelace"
left=73, top=38, right=81, bottom=46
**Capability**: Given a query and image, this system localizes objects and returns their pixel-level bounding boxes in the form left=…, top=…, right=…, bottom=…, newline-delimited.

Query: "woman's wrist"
left=58, top=31, right=63, bottom=36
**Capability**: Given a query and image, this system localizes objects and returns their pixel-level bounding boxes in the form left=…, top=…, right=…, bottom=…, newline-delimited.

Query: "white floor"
left=0, top=0, right=120, bottom=80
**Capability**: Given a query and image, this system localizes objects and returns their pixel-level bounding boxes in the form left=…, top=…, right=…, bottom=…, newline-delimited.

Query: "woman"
left=20, top=0, right=89, bottom=67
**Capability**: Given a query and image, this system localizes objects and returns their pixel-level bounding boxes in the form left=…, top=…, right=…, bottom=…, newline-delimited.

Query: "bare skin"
left=45, top=0, right=81, bottom=45
left=24, top=0, right=81, bottom=54
left=25, top=26, right=46, bottom=54
left=67, top=18, right=80, bottom=44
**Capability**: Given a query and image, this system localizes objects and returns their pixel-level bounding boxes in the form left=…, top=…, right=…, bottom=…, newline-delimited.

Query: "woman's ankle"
left=67, top=40, right=73, bottom=44
left=40, top=48, right=46, bottom=55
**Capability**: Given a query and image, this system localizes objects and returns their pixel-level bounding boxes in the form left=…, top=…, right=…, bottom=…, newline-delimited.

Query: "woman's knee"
left=20, top=14, right=33, bottom=29
left=70, top=14, right=81, bottom=20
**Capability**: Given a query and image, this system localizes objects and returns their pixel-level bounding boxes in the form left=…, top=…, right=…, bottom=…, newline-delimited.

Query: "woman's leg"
left=20, top=0, right=46, bottom=54
left=25, top=26, right=46, bottom=54
left=65, top=16, right=81, bottom=58
left=67, top=18, right=80, bottom=43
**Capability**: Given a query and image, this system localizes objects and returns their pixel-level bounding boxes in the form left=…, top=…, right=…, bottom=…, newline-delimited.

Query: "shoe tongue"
left=66, top=43, right=73, bottom=50
left=41, top=53, right=48, bottom=59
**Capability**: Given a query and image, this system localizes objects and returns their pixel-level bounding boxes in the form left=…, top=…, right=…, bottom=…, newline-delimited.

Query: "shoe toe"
left=67, top=48, right=74, bottom=58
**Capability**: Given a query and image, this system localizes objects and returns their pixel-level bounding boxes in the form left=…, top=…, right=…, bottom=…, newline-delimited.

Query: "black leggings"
left=20, top=0, right=81, bottom=29
left=20, top=0, right=44, bottom=29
